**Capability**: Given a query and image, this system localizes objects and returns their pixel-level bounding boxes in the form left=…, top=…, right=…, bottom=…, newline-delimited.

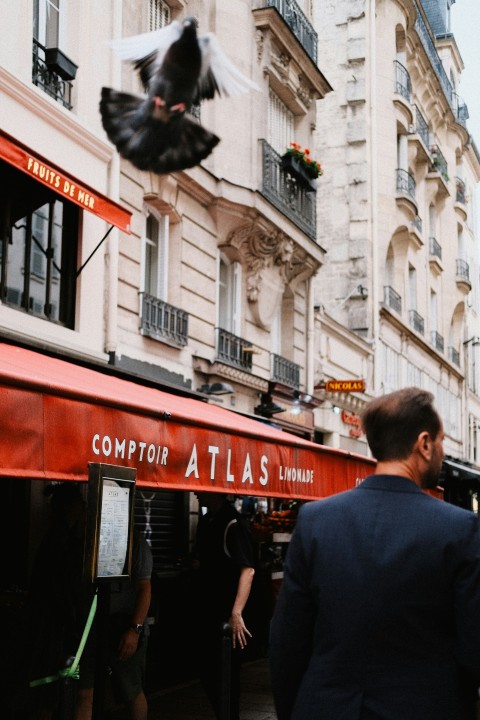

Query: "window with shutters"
left=149, top=0, right=171, bottom=30
left=268, top=90, right=294, bottom=155
left=0, top=160, right=78, bottom=327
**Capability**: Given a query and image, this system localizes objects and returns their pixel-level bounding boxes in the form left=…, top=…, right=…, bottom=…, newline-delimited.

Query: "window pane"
left=268, top=90, right=294, bottom=154
left=7, top=220, right=27, bottom=308
left=49, top=201, right=64, bottom=321
left=0, top=160, right=78, bottom=328
left=45, top=0, right=60, bottom=47
left=145, top=215, right=159, bottom=296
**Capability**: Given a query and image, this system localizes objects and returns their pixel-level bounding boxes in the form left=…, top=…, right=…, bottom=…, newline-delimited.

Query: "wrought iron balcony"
left=409, top=309, right=424, bottom=336
left=429, top=236, right=442, bottom=261
left=431, top=331, right=444, bottom=353
left=383, top=286, right=402, bottom=314
left=414, top=10, right=453, bottom=110
left=429, top=144, right=449, bottom=182
left=396, top=168, right=416, bottom=201
left=455, top=177, right=466, bottom=204
left=394, top=60, right=411, bottom=101
left=456, top=258, right=470, bottom=282
left=448, top=346, right=460, bottom=366
left=32, top=38, right=75, bottom=110
left=216, top=328, right=253, bottom=371
left=139, top=293, right=189, bottom=346
left=260, top=140, right=316, bottom=240
left=413, top=105, right=430, bottom=148
left=262, top=0, right=317, bottom=63
left=453, top=92, right=469, bottom=128
left=411, top=215, right=422, bottom=234
left=271, top=353, right=300, bottom=388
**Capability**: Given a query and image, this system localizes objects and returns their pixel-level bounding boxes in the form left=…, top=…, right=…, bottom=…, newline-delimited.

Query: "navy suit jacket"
left=270, top=475, right=480, bottom=720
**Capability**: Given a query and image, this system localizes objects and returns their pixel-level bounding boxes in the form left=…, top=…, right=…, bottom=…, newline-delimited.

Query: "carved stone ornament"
left=225, top=224, right=312, bottom=328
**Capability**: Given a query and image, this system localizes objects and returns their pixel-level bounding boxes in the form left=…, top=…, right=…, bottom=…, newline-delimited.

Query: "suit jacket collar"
left=359, top=474, right=424, bottom=494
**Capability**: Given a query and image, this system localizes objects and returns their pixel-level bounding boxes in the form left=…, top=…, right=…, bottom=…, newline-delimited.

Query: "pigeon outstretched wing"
left=100, top=19, right=257, bottom=175
left=196, top=32, right=259, bottom=101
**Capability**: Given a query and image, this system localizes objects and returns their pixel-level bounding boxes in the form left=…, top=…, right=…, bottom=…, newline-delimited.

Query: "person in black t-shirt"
left=194, top=493, right=255, bottom=720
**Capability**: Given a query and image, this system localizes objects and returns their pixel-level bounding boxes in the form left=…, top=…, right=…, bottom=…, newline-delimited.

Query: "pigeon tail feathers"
left=100, top=87, right=219, bottom=174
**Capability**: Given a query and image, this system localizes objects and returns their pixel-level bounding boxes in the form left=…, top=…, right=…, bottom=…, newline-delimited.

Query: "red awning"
left=0, top=131, right=131, bottom=233
left=0, top=343, right=375, bottom=499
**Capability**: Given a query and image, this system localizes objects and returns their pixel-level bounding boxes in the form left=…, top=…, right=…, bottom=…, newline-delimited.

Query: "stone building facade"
left=312, top=0, right=480, bottom=468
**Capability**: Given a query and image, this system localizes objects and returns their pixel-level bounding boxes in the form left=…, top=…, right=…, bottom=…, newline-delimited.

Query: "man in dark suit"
left=270, top=387, right=480, bottom=720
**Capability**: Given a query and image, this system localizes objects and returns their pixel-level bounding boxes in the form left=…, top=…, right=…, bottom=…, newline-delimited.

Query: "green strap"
left=30, top=592, right=97, bottom=688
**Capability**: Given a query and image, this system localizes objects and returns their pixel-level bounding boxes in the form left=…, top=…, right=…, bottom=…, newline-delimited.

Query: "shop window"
left=0, top=161, right=78, bottom=327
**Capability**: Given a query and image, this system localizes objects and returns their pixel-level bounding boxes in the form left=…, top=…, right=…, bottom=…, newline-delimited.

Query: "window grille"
left=149, top=0, right=171, bottom=30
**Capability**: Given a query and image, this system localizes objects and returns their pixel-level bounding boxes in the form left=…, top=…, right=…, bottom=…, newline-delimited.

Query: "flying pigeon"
left=100, top=17, right=258, bottom=174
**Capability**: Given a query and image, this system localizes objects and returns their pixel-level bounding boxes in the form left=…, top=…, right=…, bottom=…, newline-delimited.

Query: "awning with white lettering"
left=0, top=131, right=131, bottom=233
left=0, top=343, right=375, bottom=500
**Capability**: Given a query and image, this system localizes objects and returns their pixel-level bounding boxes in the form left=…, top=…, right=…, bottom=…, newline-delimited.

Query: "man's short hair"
left=361, top=387, right=441, bottom=461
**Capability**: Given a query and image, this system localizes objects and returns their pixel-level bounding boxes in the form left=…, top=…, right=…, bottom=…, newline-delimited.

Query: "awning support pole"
left=76, top=225, right=114, bottom=278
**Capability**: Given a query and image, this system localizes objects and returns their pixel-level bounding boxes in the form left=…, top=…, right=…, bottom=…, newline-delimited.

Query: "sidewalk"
left=119, top=656, right=277, bottom=720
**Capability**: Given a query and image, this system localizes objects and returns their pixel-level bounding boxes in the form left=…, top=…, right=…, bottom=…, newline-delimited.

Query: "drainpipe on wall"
left=306, top=276, right=315, bottom=396
left=105, top=0, right=122, bottom=361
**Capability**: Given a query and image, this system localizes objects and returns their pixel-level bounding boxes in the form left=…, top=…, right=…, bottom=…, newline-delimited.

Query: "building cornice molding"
left=0, top=67, right=113, bottom=164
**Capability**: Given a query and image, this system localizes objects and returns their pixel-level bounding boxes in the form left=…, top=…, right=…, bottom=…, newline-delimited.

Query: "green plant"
left=284, top=142, right=323, bottom=179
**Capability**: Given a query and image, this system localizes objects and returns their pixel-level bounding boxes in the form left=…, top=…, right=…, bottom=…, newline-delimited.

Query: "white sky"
left=451, top=0, right=480, bottom=145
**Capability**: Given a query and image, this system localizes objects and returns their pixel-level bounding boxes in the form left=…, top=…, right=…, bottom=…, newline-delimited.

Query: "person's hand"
left=117, top=628, right=140, bottom=660
left=229, top=611, right=252, bottom=650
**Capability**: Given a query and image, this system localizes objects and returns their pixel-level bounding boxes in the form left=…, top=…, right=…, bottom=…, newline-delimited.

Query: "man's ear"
left=416, top=431, right=433, bottom=461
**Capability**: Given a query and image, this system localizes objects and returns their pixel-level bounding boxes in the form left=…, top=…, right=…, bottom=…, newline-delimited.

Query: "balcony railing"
left=409, top=309, right=424, bottom=336
left=139, top=293, right=189, bottom=346
left=429, top=144, right=449, bottom=181
left=456, top=258, right=470, bottom=282
left=216, top=328, right=253, bottom=371
left=271, top=353, right=300, bottom=388
left=396, top=168, right=416, bottom=201
left=453, top=92, right=469, bottom=128
left=414, top=8, right=453, bottom=110
left=429, top=236, right=442, bottom=261
left=411, top=215, right=422, bottom=234
left=414, top=105, right=430, bottom=148
left=260, top=140, right=316, bottom=240
left=263, top=0, right=317, bottom=63
left=455, top=177, right=466, bottom=204
left=32, top=38, right=74, bottom=110
left=448, top=346, right=460, bottom=366
left=431, top=331, right=444, bottom=353
left=394, top=60, right=411, bottom=101
left=384, top=286, right=402, bottom=314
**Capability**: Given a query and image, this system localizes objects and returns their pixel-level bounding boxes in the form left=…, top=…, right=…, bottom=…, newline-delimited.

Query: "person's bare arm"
left=229, top=566, right=255, bottom=649
left=118, top=578, right=152, bottom=660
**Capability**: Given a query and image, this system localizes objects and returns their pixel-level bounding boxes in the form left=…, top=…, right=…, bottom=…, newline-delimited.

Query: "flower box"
left=281, top=153, right=317, bottom=192
left=45, top=47, right=78, bottom=81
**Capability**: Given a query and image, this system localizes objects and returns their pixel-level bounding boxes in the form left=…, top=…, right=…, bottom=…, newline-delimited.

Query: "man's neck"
left=374, top=460, right=421, bottom=487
